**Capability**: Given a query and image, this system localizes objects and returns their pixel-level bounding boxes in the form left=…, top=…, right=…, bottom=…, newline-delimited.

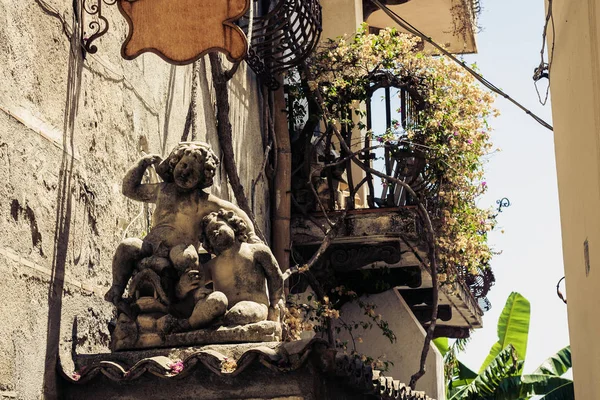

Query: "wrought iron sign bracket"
left=81, top=0, right=250, bottom=64
left=80, top=0, right=321, bottom=89
left=82, top=0, right=118, bottom=55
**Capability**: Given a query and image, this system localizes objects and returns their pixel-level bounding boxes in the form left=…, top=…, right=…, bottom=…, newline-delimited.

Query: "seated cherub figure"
left=105, top=142, right=260, bottom=313
left=175, top=209, right=284, bottom=329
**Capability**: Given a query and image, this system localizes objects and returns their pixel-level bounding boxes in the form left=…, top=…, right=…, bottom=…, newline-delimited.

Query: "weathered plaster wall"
left=548, top=0, right=600, bottom=397
left=335, top=289, right=445, bottom=400
left=0, top=0, right=268, bottom=398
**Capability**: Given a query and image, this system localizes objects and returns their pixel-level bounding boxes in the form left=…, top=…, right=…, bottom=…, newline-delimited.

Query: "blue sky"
left=457, top=0, right=570, bottom=373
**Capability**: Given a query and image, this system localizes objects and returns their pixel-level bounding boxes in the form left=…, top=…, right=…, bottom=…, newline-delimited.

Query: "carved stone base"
left=113, top=321, right=282, bottom=351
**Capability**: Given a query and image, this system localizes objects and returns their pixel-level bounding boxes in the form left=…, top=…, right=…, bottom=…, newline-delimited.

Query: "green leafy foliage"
left=442, top=292, right=573, bottom=400
left=449, top=345, right=522, bottom=400
left=479, top=292, right=530, bottom=373
left=532, top=346, right=572, bottom=376
left=433, top=337, right=449, bottom=356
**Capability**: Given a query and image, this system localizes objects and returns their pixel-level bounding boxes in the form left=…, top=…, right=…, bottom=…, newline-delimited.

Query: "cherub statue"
left=105, top=142, right=260, bottom=313
left=165, top=209, right=284, bottom=331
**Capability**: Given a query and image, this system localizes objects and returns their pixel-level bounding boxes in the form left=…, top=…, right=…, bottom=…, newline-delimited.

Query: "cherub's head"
left=201, top=209, right=250, bottom=254
left=156, top=142, right=219, bottom=190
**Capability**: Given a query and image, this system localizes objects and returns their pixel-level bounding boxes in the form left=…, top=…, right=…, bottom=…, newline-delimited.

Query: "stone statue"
left=107, top=142, right=284, bottom=351
left=158, top=209, right=284, bottom=332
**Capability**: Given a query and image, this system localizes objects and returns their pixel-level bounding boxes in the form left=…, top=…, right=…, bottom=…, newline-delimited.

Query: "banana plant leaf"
left=434, top=337, right=449, bottom=356
left=456, top=361, right=478, bottom=383
left=493, top=346, right=573, bottom=400
left=434, top=337, right=477, bottom=385
left=532, top=346, right=572, bottom=376
left=493, top=375, right=573, bottom=400
left=538, top=379, right=575, bottom=400
left=450, top=361, right=478, bottom=389
left=450, top=345, right=522, bottom=400
left=479, top=292, right=530, bottom=374
left=526, top=346, right=573, bottom=400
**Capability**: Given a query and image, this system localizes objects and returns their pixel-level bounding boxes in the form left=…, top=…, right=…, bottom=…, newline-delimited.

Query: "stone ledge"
left=114, top=320, right=282, bottom=351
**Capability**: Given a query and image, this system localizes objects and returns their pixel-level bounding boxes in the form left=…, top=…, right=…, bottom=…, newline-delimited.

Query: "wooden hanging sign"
left=117, top=0, right=249, bottom=64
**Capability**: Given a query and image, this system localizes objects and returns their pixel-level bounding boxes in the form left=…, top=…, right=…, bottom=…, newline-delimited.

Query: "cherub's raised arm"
left=122, top=154, right=162, bottom=203
left=256, top=245, right=284, bottom=308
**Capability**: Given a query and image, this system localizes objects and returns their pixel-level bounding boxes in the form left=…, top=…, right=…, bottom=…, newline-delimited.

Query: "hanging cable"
left=533, top=0, right=555, bottom=105
left=367, top=0, right=554, bottom=131
left=247, top=0, right=254, bottom=49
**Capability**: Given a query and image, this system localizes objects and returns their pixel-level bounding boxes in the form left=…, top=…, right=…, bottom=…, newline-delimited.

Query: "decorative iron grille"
left=462, top=267, right=495, bottom=312
left=242, top=0, right=322, bottom=89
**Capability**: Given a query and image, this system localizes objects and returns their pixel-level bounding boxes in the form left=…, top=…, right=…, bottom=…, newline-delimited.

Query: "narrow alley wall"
left=0, top=0, right=269, bottom=397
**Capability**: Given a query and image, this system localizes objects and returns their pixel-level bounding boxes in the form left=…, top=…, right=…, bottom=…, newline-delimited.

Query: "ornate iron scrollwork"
left=246, top=48, right=280, bottom=90
left=496, top=197, right=510, bottom=213
left=242, top=0, right=322, bottom=89
left=82, top=0, right=118, bottom=54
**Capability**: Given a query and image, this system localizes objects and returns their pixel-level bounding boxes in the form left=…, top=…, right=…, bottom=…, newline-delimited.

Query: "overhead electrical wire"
left=367, top=0, right=554, bottom=131
left=533, top=0, right=555, bottom=106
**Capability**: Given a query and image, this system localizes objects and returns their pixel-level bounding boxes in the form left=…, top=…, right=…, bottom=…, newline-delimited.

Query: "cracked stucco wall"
left=0, top=0, right=269, bottom=398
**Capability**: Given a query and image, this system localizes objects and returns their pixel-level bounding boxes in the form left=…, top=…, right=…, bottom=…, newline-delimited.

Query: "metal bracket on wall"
left=81, top=0, right=118, bottom=54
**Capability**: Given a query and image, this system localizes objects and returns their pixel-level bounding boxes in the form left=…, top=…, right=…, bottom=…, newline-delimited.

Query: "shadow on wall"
left=42, top=21, right=84, bottom=399
left=10, top=199, right=44, bottom=256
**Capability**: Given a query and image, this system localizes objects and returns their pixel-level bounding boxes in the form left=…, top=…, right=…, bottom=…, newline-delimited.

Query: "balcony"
left=290, top=206, right=487, bottom=338
left=288, top=85, right=493, bottom=338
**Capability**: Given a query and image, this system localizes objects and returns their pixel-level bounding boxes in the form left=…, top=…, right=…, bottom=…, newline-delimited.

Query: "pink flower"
left=481, top=182, right=487, bottom=187
left=467, top=139, right=473, bottom=144
left=169, top=360, right=184, bottom=374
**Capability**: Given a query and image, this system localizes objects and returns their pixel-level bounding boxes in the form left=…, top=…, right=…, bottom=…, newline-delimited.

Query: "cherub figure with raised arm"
left=105, top=142, right=260, bottom=312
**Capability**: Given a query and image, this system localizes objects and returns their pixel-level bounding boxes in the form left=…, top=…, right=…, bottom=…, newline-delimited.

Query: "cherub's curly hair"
left=156, top=142, right=219, bottom=189
left=201, top=209, right=250, bottom=254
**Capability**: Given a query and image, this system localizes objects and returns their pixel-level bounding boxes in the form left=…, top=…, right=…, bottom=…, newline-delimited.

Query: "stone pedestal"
left=114, top=320, right=282, bottom=351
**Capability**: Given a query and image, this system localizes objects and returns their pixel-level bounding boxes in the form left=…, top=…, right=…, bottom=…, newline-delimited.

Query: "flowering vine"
left=290, top=24, right=499, bottom=290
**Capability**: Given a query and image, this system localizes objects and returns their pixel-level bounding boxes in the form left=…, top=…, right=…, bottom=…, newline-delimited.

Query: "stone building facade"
left=0, top=1, right=268, bottom=397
